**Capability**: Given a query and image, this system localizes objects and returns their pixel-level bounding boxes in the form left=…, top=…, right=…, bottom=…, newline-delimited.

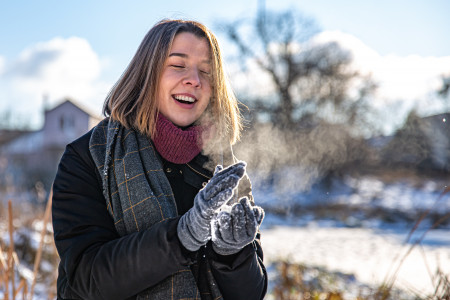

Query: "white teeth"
left=174, top=95, right=195, bottom=103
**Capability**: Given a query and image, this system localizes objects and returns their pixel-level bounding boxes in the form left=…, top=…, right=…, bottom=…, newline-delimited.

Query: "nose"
left=183, top=68, right=201, bottom=88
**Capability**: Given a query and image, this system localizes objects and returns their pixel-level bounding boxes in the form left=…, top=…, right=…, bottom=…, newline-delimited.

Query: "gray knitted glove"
left=212, top=197, right=264, bottom=255
left=177, top=161, right=246, bottom=251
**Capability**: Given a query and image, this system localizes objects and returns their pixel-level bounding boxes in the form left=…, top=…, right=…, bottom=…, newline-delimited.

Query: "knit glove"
left=177, top=161, right=246, bottom=251
left=212, top=197, right=264, bottom=255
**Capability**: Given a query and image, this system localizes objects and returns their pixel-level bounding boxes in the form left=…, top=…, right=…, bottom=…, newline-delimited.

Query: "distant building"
left=0, top=99, right=102, bottom=188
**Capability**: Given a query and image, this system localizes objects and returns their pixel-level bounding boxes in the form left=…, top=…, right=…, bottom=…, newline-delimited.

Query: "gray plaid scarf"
left=89, top=118, right=222, bottom=299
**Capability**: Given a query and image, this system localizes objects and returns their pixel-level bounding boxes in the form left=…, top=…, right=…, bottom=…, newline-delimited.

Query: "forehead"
left=169, top=32, right=211, bottom=59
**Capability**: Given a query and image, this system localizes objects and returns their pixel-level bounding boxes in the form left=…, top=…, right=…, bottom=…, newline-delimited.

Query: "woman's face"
left=157, top=32, right=212, bottom=127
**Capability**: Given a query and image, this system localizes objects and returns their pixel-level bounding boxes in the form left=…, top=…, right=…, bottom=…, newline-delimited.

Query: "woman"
left=52, top=19, right=266, bottom=299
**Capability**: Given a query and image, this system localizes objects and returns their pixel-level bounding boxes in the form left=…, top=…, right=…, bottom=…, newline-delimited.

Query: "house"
left=0, top=99, right=102, bottom=188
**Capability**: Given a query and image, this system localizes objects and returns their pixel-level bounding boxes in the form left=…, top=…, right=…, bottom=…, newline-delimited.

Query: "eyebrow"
left=168, top=52, right=211, bottom=64
left=169, top=52, right=187, bottom=58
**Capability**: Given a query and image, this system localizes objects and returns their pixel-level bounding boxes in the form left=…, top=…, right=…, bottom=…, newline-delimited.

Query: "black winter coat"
left=52, top=129, right=267, bottom=299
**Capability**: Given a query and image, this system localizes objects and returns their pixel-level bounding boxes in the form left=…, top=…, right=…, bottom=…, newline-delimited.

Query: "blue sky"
left=1, top=0, right=449, bottom=131
left=1, top=0, right=449, bottom=57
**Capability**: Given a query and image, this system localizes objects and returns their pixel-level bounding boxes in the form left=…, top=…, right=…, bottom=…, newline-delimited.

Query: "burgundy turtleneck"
left=152, top=113, right=203, bottom=164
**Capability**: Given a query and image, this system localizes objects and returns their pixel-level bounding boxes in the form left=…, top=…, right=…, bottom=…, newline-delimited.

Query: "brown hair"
left=103, top=19, right=242, bottom=144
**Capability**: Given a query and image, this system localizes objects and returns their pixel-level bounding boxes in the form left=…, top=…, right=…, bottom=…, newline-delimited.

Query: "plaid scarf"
left=89, top=118, right=222, bottom=300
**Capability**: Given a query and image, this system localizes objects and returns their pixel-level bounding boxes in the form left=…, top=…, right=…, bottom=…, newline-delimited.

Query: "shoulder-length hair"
left=103, top=19, right=242, bottom=144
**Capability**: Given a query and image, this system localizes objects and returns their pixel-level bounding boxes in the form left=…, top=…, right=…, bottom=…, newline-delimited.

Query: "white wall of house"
left=42, top=100, right=101, bottom=148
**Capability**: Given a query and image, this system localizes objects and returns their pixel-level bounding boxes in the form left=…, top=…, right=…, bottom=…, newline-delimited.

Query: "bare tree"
left=0, top=109, right=32, bottom=130
left=221, top=9, right=377, bottom=133
left=381, top=110, right=432, bottom=168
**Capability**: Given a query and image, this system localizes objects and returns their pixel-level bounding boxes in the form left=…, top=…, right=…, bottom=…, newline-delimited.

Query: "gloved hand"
left=177, top=161, right=246, bottom=251
left=212, top=197, right=264, bottom=255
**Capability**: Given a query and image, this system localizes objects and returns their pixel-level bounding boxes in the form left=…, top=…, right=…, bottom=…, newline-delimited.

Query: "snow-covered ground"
left=252, top=171, right=450, bottom=216
left=261, top=220, right=450, bottom=297
left=253, top=172, right=450, bottom=298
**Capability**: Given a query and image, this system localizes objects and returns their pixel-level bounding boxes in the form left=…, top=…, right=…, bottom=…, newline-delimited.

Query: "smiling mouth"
left=173, top=95, right=196, bottom=104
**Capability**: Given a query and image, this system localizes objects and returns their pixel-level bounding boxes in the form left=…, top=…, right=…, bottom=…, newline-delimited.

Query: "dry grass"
left=0, top=191, right=56, bottom=300
left=272, top=259, right=449, bottom=300
left=272, top=261, right=347, bottom=300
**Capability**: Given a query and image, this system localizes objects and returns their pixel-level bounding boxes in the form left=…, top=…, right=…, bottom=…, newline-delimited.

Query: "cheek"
left=204, top=81, right=212, bottom=98
left=202, top=83, right=212, bottom=103
left=156, top=88, right=165, bottom=108
left=158, top=70, right=177, bottom=93
left=199, top=98, right=211, bottom=116
left=157, top=74, right=173, bottom=101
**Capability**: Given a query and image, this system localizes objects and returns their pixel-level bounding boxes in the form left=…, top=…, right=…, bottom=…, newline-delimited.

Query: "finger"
left=208, top=167, right=245, bottom=193
left=239, top=197, right=253, bottom=213
left=204, top=174, right=241, bottom=200
left=217, top=211, right=235, bottom=244
left=222, top=161, right=246, bottom=174
left=214, top=162, right=245, bottom=179
left=239, top=197, right=254, bottom=220
left=231, top=201, right=245, bottom=217
left=231, top=203, right=247, bottom=241
left=214, top=165, right=224, bottom=175
left=239, top=197, right=257, bottom=236
left=208, top=162, right=246, bottom=188
left=196, top=185, right=232, bottom=218
left=253, top=206, right=265, bottom=226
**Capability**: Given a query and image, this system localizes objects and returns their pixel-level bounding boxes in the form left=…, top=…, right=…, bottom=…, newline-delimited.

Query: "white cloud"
left=0, top=37, right=110, bottom=128
left=312, top=30, right=450, bottom=106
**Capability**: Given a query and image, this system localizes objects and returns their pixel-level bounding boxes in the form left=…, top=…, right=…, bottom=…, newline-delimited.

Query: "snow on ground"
left=261, top=221, right=450, bottom=297
left=253, top=172, right=450, bottom=297
left=252, top=171, right=450, bottom=215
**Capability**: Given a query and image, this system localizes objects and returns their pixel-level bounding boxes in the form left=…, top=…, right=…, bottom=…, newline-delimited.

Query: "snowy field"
left=253, top=172, right=450, bottom=298
left=261, top=220, right=450, bottom=297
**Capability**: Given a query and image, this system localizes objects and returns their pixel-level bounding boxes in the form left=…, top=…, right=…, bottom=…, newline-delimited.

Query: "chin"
left=172, top=119, right=195, bottom=128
